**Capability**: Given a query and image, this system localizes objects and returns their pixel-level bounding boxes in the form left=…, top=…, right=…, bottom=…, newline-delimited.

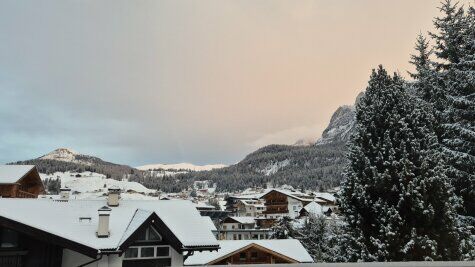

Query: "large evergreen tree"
left=340, top=66, right=468, bottom=261
left=424, top=0, right=475, bottom=219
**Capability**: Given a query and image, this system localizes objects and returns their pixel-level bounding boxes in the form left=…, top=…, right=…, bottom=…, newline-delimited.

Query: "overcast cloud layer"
left=0, top=0, right=465, bottom=166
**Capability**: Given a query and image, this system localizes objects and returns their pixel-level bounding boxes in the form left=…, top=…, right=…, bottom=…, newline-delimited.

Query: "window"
left=0, top=228, right=19, bottom=248
left=136, top=226, right=162, bottom=242
left=124, top=246, right=170, bottom=260
left=124, top=248, right=139, bottom=258
left=251, top=252, right=258, bottom=260
left=140, top=247, right=155, bottom=258
left=156, top=247, right=169, bottom=257
left=239, top=252, right=246, bottom=261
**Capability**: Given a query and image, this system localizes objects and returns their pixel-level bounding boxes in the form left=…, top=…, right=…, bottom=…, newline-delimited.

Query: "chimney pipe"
left=97, top=206, right=111, bottom=238
left=60, top=187, right=71, bottom=200
left=107, top=187, right=121, bottom=207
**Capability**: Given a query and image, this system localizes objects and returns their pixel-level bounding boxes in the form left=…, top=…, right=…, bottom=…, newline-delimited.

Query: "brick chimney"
left=97, top=206, right=111, bottom=238
left=107, top=187, right=121, bottom=207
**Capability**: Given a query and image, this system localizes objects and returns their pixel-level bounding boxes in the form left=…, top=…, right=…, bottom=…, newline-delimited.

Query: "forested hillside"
left=135, top=141, right=348, bottom=192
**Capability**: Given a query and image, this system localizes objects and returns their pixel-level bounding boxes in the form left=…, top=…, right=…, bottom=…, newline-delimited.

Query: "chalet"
left=218, top=217, right=271, bottom=241
left=185, top=239, right=313, bottom=265
left=0, top=192, right=218, bottom=267
left=0, top=165, right=45, bottom=198
left=261, top=189, right=313, bottom=219
left=224, top=194, right=262, bottom=215
left=235, top=199, right=266, bottom=217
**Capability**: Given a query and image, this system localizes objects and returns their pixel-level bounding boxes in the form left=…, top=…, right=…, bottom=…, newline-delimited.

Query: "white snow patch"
left=260, top=159, right=290, bottom=176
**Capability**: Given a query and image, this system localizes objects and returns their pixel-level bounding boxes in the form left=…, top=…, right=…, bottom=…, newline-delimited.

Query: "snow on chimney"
left=97, top=206, right=111, bottom=238
left=60, top=187, right=71, bottom=200
left=107, top=187, right=121, bottom=207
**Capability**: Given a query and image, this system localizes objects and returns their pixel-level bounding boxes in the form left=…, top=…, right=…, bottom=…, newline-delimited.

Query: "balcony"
left=16, top=190, right=37, bottom=198
left=0, top=250, right=27, bottom=267
left=265, top=202, right=288, bottom=206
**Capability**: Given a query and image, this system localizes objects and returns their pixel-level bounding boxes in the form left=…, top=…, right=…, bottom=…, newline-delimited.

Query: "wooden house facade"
left=0, top=165, right=45, bottom=198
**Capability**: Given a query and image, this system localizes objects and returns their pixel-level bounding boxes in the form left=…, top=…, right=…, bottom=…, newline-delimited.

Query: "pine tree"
left=271, top=216, right=295, bottom=239
left=340, top=66, right=469, bottom=261
left=294, top=215, right=346, bottom=262
left=426, top=0, right=475, bottom=220
left=430, top=0, right=467, bottom=69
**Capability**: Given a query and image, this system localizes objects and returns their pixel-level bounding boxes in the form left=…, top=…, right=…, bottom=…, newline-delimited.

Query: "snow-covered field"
left=41, top=171, right=157, bottom=200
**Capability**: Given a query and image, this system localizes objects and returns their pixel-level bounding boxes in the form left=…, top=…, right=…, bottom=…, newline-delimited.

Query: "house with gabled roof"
left=218, top=217, right=271, bottom=241
left=0, top=165, right=45, bottom=198
left=0, top=190, right=218, bottom=267
left=185, top=239, right=313, bottom=265
left=260, top=189, right=314, bottom=219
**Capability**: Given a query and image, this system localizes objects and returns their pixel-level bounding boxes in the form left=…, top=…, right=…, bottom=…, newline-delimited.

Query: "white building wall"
left=287, top=197, right=303, bottom=219
left=62, top=249, right=98, bottom=267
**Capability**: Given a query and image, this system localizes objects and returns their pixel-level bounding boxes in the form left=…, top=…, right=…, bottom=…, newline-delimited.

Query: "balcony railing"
left=265, top=202, right=288, bottom=206
left=0, top=250, right=27, bottom=267
left=16, top=190, right=37, bottom=198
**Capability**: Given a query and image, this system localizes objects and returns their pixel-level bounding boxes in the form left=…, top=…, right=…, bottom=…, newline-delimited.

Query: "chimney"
left=97, top=206, right=111, bottom=238
left=107, top=187, right=121, bottom=207
left=60, top=187, right=71, bottom=200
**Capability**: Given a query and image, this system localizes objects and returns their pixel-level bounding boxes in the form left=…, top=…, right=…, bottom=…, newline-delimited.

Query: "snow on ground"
left=136, top=163, right=227, bottom=172
left=260, top=159, right=290, bottom=176
left=41, top=171, right=156, bottom=199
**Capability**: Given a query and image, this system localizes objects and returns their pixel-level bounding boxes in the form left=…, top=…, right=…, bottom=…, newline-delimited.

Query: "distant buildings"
left=235, top=199, right=266, bottom=217
left=0, top=165, right=45, bottom=198
left=224, top=194, right=262, bottom=215
left=261, top=189, right=314, bottom=219
left=218, top=217, right=271, bottom=241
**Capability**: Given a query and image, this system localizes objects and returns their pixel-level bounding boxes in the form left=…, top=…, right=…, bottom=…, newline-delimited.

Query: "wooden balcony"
left=16, top=190, right=37, bottom=198
left=0, top=250, right=27, bottom=267
left=265, top=202, right=288, bottom=206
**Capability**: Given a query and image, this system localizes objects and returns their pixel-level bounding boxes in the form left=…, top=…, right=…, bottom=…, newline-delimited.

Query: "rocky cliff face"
left=316, top=105, right=355, bottom=145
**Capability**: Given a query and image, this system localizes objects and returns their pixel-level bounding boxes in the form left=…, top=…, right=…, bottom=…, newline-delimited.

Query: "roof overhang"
left=0, top=215, right=98, bottom=258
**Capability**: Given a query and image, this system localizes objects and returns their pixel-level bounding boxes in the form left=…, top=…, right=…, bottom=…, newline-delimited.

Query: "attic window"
left=137, top=226, right=162, bottom=242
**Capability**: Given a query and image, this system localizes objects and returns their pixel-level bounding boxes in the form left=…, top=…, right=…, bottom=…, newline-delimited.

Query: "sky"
left=0, top=0, right=470, bottom=166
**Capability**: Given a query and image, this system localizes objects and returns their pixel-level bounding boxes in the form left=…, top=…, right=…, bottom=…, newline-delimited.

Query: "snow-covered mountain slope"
left=39, top=148, right=104, bottom=166
left=41, top=171, right=156, bottom=199
left=12, top=148, right=142, bottom=182
left=136, top=163, right=226, bottom=172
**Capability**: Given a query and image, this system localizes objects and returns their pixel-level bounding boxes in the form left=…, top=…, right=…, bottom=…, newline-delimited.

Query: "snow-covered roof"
left=227, top=216, right=256, bottom=225
left=313, top=192, right=336, bottom=203
left=0, top=199, right=218, bottom=252
left=262, top=189, right=313, bottom=202
left=0, top=165, right=35, bottom=184
left=202, top=216, right=217, bottom=232
left=185, top=239, right=314, bottom=265
left=302, top=201, right=323, bottom=216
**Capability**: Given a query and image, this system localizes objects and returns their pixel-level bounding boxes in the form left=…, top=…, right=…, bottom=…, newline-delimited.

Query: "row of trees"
left=341, top=0, right=474, bottom=261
